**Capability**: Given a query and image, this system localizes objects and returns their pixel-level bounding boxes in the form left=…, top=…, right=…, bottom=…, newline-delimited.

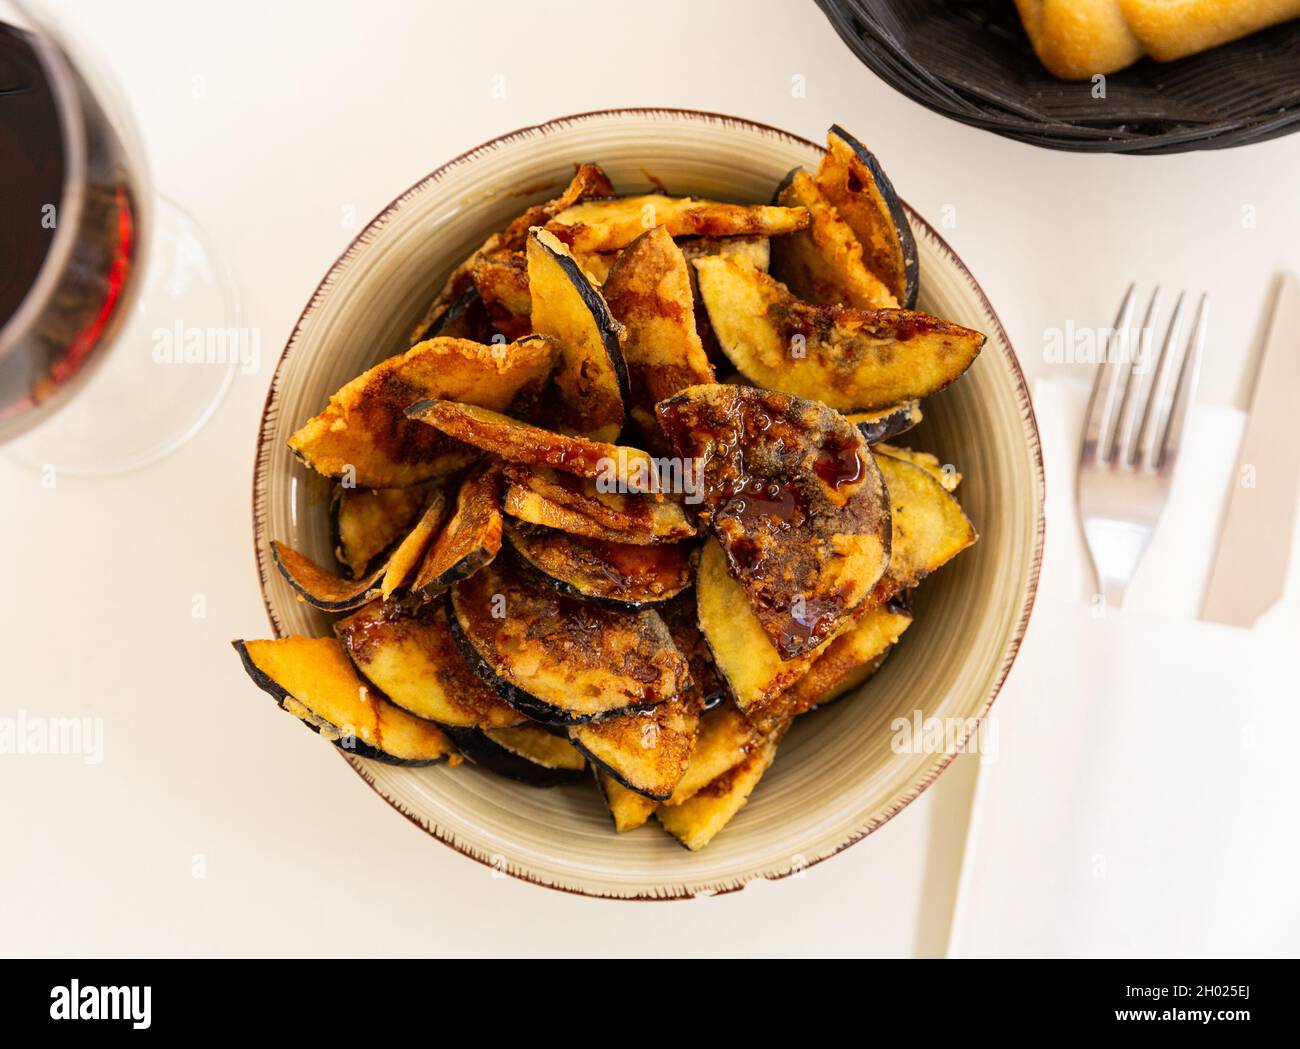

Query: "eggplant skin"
left=772, top=165, right=800, bottom=203
left=270, top=541, right=383, bottom=613
left=553, top=250, right=628, bottom=406
left=442, top=726, right=584, bottom=787
left=527, top=229, right=628, bottom=441
left=231, top=640, right=449, bottom=767
left=412, top=286, right=494, bottom=344
left=847, top=401, right=922, bottom=445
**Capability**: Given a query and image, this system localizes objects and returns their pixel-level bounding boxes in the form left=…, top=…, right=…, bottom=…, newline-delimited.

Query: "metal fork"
left=1077, top=285, right=1208, bottom=608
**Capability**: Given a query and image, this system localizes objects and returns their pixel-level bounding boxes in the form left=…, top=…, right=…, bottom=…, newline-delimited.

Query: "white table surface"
left=2, top=0, right=1296, bottom=957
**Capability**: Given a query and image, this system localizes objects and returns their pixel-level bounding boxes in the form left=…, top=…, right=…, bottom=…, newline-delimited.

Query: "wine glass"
left=0, top=0, right=239, bottom=475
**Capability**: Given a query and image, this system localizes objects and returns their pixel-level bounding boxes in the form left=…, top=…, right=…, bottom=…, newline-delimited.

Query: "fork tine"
left=1081, top=283, right=1135, bottom=465
left=1156, top=294, right=1207, bottom=472
left=1116, top=288, right=1162, bottom=466
left=1135, top=291, right=1185, bottom=468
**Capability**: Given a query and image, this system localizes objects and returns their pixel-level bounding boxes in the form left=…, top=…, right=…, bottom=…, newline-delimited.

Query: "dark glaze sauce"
left=813, top=431, right=864, bottom=490
left=659, top=384, right=890, bottom=659
left=466, top=556, right=686, bottom=704
left=0, top=24, right=64, bottom=327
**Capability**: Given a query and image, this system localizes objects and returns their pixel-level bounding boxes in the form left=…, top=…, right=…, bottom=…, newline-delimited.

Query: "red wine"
left=0, top=21, right=139, bottom=438
left=0, top=22, right=62, bottom=326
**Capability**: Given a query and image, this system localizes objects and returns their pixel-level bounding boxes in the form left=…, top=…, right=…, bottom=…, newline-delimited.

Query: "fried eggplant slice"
left=657, top=726, right=784, bottom=851
left=336, top=601, right=523, bottom=728
left=233, top=636, right=455, bottom=766
left=408, top=461, right=503, bottom=597
left=271, top=540, right=386, bottom=613
left=805, top=648, right=890, bottom=708
left=330, top=484, right=430, bottom=579
left=527, top=228, right=628, bottom=441
left=569, top=693, right=700, bottom=800
left=764, top=600, right=913, bottom=721
left=659, top=590, right=727, bottom=713
left=875, top=443, right=961, bottom=491
left=503, top=465, right=696, bottom=545
left=772, top=167, right=898, bottom=309
left=595, top=771, right=659, bottom=832
left=816, top=126, right=919, bottom=309
left=449, top=724, right=587, bottom=787
left=411, top=286, right=495, bottom=345
left=410, top=162, right=615, bottom=341
left=406, top=400, right=656, bottom=492
left=666, top=699, right=761, bottom=806
left=678, top=235, right=771, bottom=272
left=469, top=250, right=619, bottom=338
left=484, top=724, right=586, bottom=769
left=602, top=226, right=715, bottom=442
left=448, top=557, right=689, bottom=724
left=693, top=256, right=984, bottom=411
left=846, top=401, right=923, bottom=445
left=546, top=195, right=808, bottom=254
left=469, top=250, right=618, bottom=338
left=504, top=520, right=691, bottom=610
left=469, top=252, right=532, bottom=340
left=504, top=484, right=643, bottom=545
left=695, top=537, right=828, bottom=718
left=681, top=235, right=772, bottom=374
left=698, top=458, right=970, bottom=717
left=287, top=334, right=556, bottom=488
left=378, top=491, right=449, bottom=599
left=681, top=232, right=769, bottom=374
left=872, top=453, right=976, bottom=602
left=276, top=489, right=446, bottom=609
left=657, top=384, right=890, bottom=658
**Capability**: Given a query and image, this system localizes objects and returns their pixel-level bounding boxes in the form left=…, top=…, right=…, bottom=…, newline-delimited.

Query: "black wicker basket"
left=816, top=0, right=1300, bottom=154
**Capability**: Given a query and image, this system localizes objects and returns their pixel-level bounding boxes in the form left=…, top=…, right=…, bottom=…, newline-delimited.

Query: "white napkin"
left=948, top=379, right=1300, bottom=957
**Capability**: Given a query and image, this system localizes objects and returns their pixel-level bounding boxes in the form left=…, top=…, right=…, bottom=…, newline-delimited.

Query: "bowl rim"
left=251, top=106, right=1045, bottom=900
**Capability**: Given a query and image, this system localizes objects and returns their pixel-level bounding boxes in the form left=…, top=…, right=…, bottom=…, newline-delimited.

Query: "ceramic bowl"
left=253, top=108, right=1044, bottom=899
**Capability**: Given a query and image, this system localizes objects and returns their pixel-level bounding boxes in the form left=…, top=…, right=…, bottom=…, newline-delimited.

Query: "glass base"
left=5, top=193, right=240, bottom=477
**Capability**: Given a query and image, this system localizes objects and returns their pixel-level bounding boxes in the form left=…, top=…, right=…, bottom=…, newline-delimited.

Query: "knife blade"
left=1201, top=274, right=1300, bottom=627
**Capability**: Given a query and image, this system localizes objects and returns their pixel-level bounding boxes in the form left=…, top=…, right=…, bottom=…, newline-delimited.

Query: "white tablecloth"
left=3, top=0, right=1297, bottom=957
